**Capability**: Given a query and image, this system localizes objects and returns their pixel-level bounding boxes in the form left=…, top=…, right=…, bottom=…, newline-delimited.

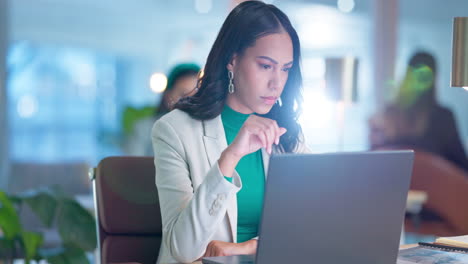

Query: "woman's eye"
left=282, top=67, right=292, bottom=72
left=261, top=64, right=272, bottom=70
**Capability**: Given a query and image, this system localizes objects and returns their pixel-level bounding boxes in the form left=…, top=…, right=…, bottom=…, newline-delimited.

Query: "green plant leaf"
left=122, top=105, right=156, bottom=134
left=39, top=247, right=67, bottom=264
left=20, top=231, right=43, bottom=261
left=0, top=191, right=22, bottom=239
left=57, top=198, right=96, bottom=251
left=41, top=246, right=89, bottom=264
left=61, top=247, right=90, bottom=264
left=8, top=195, right=24, bottom=205
left=45, top=254, right=68, bottom=264
left=15, top=188, right=58, bottom=227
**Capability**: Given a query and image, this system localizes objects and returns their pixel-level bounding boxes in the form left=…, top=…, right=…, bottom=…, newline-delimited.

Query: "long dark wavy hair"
left=175, top=0, right=303, bottom=153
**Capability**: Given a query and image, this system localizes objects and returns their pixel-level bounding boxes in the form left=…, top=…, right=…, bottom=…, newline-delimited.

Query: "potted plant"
left=0, top=186, right=96, bottom=264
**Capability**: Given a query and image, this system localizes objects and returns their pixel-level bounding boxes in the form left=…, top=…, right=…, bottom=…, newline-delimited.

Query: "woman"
left=152, top=1, right=308, bottom=263
left=124, top=63, right=200, bottom=156
left=155, top=63, right=201, bottom=118
left=369, top=51, right=468, bottom=172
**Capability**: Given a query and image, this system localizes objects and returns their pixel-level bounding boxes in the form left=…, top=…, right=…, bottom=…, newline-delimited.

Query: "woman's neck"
left=226, top=95, right=254, bottom=115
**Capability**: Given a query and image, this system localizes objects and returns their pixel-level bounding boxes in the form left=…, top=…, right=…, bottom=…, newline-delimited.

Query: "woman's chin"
left=254, top=105, right=274, bottom=115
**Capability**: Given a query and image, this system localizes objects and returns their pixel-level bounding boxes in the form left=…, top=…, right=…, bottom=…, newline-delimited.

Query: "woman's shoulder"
left=160, top=109, right=195, bottom=122
left=152, top=109, right=203, bottom=134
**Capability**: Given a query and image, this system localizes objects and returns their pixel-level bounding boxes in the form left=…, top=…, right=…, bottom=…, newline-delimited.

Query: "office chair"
left=92, top=156, right=162, bottom=264
left=405, top=150, right=468, bottom=236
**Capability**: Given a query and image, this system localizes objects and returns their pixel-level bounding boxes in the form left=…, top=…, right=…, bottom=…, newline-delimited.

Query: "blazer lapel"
left=202, top=116, right=238, bottom=242
left=202, top=116, right=227, bottom=167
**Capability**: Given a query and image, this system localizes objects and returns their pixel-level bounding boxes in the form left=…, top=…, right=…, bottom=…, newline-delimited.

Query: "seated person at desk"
left=123, top=63, right=200, bottom=156
left=151, top=1, right=308, bottom=263
left=154, top=63, right=201, bottom=119
left=369, top=51, right=468, bottom=172
left=369, top=51, right=468, bottom=236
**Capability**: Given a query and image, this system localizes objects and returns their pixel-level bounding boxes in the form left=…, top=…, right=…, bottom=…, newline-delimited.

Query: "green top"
left=221, top=105, right=265, bottom=243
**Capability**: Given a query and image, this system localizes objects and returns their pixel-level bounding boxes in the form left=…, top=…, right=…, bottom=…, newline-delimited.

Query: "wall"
left=0, top=0, right=9, bottom=189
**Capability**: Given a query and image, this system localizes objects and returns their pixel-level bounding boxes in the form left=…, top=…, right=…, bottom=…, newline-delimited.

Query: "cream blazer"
left=152, top=109, right=308, bottom=264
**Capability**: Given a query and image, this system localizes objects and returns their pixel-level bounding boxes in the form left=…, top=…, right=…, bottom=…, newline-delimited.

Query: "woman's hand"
left=219, top=115, right=286, bottom=177
left=203, top=239, right=258, bottom=257
left=231, top=115, right=286, bottom=156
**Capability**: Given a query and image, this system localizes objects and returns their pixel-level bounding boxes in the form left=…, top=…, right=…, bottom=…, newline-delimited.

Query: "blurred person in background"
left=154, top=63, right=201, bottom=118
left=122, top=63, right=200, bottom=156
left=369, top=51, right=468, bottom=172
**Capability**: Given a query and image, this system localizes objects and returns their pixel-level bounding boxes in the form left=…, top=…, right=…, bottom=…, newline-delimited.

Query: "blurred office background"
left=0, top=0, right=467, bottom=257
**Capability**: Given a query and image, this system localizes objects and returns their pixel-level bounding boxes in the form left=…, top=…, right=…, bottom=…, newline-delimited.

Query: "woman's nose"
left=268, top=69, right=284, bottom=91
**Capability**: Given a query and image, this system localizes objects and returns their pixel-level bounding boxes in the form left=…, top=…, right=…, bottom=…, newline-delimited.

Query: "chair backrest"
left=409, top=151, right=468, bottom=236
left=93, top=156, right=161, bottom=264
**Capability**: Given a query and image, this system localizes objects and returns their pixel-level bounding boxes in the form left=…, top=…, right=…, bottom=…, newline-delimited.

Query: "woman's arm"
left=153, top=115, right=287, bottom=262
left=153, top=118, right=241, bottom=263
left=203, top=239, right=258, bottom=258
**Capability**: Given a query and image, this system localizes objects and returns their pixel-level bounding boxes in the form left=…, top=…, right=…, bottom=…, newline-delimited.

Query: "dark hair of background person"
left=156, top=63, right=201, bottom=117
left=394, top=51, right=438, bottom=123
left=175, top=0, right=303, bottom=153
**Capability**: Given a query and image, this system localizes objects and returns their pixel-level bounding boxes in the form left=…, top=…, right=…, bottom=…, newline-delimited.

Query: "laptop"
left=203, top=151, right=414, bottom=264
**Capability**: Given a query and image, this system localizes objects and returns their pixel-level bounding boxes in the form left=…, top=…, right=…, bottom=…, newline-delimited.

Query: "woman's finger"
left=256, top=118, right=275, bottom=151
left=274, top=121, right=281, bottom=145
left=270, top=120, right=280, bottom=146
left=261, top=118, right=279, bottom=145
left=279, top=127, right=287, bottom=136
left=267, top=122, right=277, bottom=151
left=254, top=127, right=268, bottom=150
left=261, top=124, right=273, bottom=154
left=208, top=243, right=214, bottom=257
left=238, top=116, right=287, bottom=155
left=263, top=129, right=272, bottom=154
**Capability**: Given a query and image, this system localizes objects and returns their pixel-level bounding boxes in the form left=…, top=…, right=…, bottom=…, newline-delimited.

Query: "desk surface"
left=160, top=191, right=425, bottom=264
left=163, top=245, right=418, bottom=264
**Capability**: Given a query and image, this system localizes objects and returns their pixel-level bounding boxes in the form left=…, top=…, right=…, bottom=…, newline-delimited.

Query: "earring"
left=228, top=70, right=235, bottom=94
left=277, top=97, right=283, bottom=107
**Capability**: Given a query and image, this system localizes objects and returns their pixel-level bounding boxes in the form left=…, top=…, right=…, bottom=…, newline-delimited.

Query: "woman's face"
left=226, top=31, right=293, bottom=115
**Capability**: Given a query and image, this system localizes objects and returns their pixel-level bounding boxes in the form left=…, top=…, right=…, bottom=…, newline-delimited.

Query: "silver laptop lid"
left=256, top=151, right=414, bottom=264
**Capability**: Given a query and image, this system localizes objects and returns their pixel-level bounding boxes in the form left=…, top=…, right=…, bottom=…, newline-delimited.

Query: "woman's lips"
left=261, top=96, right=278, bottom=105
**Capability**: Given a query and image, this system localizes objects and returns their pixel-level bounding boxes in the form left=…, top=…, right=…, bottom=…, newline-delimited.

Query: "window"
left=7, top=42, right=121, bottom=164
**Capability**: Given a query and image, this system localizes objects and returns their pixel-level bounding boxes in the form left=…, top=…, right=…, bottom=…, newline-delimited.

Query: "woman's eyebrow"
left=256, top=56, right=293, bottom=66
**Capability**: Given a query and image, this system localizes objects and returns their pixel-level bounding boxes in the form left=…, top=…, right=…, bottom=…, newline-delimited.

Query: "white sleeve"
left=152, top=118, right=241, bottom=263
